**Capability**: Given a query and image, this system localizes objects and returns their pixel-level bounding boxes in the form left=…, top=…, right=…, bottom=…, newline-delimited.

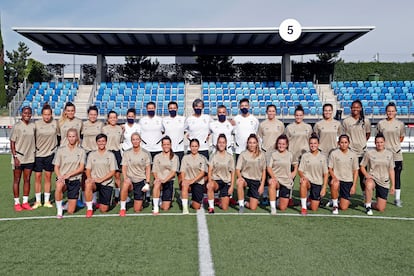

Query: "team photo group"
left=10, top=97, right=404, bottom=218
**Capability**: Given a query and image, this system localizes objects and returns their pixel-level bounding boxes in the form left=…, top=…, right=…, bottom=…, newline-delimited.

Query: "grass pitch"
left=0, top=154, right=413, bottom=275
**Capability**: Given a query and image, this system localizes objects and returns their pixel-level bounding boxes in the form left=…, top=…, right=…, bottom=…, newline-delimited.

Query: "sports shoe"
left=119, top=209, right=126, bottom=217
left=152, top=211, right=159, bottom=216
left=301, top=208, right=307, bottom=216
left=56, top=215, right=63, bottom=219
left=182, top=209, right=189, bottom=215
left=14, top=204, right=23, bottom=212
left=62, top=202, right=68, bottom=211
left=288, top=198, right=295, bottom=206
left=208, top=207, right=215, bottom=214
left=261, top=197, right=269, bottom=206
left=229, top=197, right=237, bottom=206
left=394, top=199, right=403, bottom=207
left=365, top=206, right=373, bottom=216
left=21, top=202, right=33, bottom=210
left=94, top=203, right=100, bottom=209
left=32, top=201, right=42, bottom=209
left=238, top=206, right=244, bottom=214
left=86, top=210, right=93, bottom=218
left=332, top=206, right=339, bottom=215
left=271, top=207, right=277, bottom=215
left=76, top=200, right=84, bottom=208
left=43, top=201, right=53, bottom=208
left=325, top=200, right=333, bottom=207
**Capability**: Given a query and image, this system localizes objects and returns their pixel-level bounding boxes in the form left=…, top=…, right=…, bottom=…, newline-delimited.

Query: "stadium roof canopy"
left=13, top=26, right=374, bottom=81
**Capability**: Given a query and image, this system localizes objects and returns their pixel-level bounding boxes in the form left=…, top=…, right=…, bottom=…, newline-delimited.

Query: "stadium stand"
left=332, top=80, right=414, bottom=116
left=22, top=82, right=78, bottom=116
left=94, top=81, right=185, bottom=116
left=202, top=81, right=321, bottom=117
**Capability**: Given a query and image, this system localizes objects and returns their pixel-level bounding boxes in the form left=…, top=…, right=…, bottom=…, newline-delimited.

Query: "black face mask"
left=194, top=108, right=202, bottom=115
left=240, top=108, right=249, bottom=114
left=218, top=114, right=226, bottom=122
left=147, top=110, right=155, bottom=117
left=169, top=110, right=177, bottom=117
left=127, top=118, right=135, bottom=124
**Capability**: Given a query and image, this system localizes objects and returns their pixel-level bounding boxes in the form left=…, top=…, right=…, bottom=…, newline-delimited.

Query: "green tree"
left=123, top=56, right=159, bottom=81
left=196, top=55, right=235, bottom=81
left=0, top=19, right=6, bottom=107
left=26, top=58, right=51, bottom=83
left=311, top=52, right=342, bottom=64
left=4, top=41, right=31, bottom=98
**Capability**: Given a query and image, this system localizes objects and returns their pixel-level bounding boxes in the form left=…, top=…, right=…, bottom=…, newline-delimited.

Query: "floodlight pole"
left=281, top=53, right=292, bottom=82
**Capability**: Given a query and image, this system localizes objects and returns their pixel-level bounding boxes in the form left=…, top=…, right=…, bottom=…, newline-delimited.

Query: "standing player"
left=360, top=133, right=395, bottom=215
left=180, top=139, right=208, bottom=214
left=33, top=104, right=58, bottom=209
left=233, top=98, right=259, bottom=162
left=285, top=105, right=312, bottom=205
left=267, top=134, right=298, bottom=214
left=258, top=104, right=285, bottom=153
left=102, top=111, right=123, bottom=203
left=10, top=106, right=36, bottom=211
left=139, top=102, right=164, bottom=159
left=376, top=102, right=404, bottom=207
left=185, top=99, right=212, bottom=159
left=119, top=133, right=151, bottom=216
left=328, top=134, right=359, bottom=214
left=207, top=134, right=235, bottom=213
left=163, top=101, right=185, bottom=162
left=342, top=100, right=371, bottom=197
left=84, top=134, right=117, bottom=217
left=122, top=108, right=141, bottom=152
left=80, top=106, right=104, bottom=205
left=209, top=105, right=234, bottom=154
left=152, top=136, right=179, bottom=214
left=236, top=134, right=266, bottom=213
left=58, top=102, right=83, bottom=146
left=313, top=103, right=342, bottom=156
left=298, top=134, right=329, bottom=215
left=54, top=128, right=86, bottom=218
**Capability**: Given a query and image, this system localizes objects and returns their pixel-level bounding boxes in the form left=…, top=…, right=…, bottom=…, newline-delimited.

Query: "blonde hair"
left=246, top=134, right=261, bottom=158
left=66, top=128, right=80, bottom=146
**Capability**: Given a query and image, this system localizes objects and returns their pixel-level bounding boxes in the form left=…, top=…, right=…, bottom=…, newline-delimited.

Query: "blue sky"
left=1, top=0, right=413, bottom=65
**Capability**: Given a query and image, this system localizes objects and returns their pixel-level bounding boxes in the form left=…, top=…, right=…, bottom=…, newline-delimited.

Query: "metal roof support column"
left=96, top=54, right=107, bottom=83
left=281, top=53, right=291, bottom=82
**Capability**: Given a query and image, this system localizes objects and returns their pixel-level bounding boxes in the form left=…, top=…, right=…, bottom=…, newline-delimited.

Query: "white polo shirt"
left=139, top=116, right=164, bottom=152
left=233, top=114, right=259, bottom=154
left=185, top=114, right=212, bottom=151
left=162, top=115, right=186, bottom=152
left=209, top=120, right=234, bottom=154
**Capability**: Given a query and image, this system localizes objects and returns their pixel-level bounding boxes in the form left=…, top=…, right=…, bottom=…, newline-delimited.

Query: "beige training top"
left=35, top=119, right=58, bottom=157
left=376, top=118, right=405, bottom=162
left=360, top=149, right=394, bottom=188
left=58, top=118, right=83, bottom=146
left=285, top=122, right=312, bottom=162
left=53, top=145, right=86, bottom=181
left=267, top=150, right=297, bottom=189
left=152, top=152, right=179, bottom=180
left=180, top=153, right=208, bottom=184
left=258, top=118, right=285, bottom=152
left=236, top=150, right=266, bottom=181
left=313, top=119, right=342, bottom=155
left=81, top=120, right=104, bottom=152
left=102, top=124, right=123, bottom=151
left=86, top=150, right=117, bottom=186
left=298, top=151, right=328, bottom=185
left=122, top=148, right=151, bottom=183
left=328, top=148, right=359, bottom=182
left=209, top=151, right=235, bottom=184
left=342, top=116, right=371, bottom=157
left=10, top=120, right=36, bottom=164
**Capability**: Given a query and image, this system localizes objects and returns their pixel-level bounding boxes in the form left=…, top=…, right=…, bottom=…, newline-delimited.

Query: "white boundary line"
left=0, top=212, right=413, bottom=222
left=196, top=209, right=215, bottom=276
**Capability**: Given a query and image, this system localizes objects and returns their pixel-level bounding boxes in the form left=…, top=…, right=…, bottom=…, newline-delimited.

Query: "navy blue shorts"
left=34, top=154, right=55, bottom=172
left=279, top=185, right=291, bottom=198
left=96, top=183, right=113, bottom=206
left=132, top=180, right=146, bottom=201
left=65, top=179, right=81, bottom=200
left=375, top=182, right=389, bottom=200
left=339, top=181, right=353, bottom=200
left=309, top=183, right=322, bottom=201
left=216, top=180, right=231, bottom=198
left=161, top=180, right=174, bottom=201
left=190, top=183, right=204, bottom=204
left=246, top=178, right=261, bottom=200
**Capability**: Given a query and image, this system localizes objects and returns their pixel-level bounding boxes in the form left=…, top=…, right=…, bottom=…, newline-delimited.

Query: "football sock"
left=120, top=201, right=126, bottom=210
left=270, top=200, right=276, bottom=209
left=14, top=198, right=20, bottom=205
left=238, top=200, right=244, bottom=207
left=56, top=200, right=63, bottom=216
left=44, top=193, right=51, bottom=203
left=35, top=193, right=41, bottom=203
left=300, top=198, right=307, bottom=209
left=86, top=201, right=93, bottom=211
left=208, top=199, right=214, bottom=209
left=395, top=189, right=401, bottom=200
left=23, top=196, right=29, bottom=204
left=332, top=199, right=338, bottom=207
left=153, top=198, right=160, bottom=212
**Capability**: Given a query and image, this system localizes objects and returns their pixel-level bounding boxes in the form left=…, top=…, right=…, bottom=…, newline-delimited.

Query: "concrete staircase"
left=317, top=84, right=340, bottom=112
left=184, top=84, right=202, bottom=116
left=73, top=85, right=93, bottom=118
